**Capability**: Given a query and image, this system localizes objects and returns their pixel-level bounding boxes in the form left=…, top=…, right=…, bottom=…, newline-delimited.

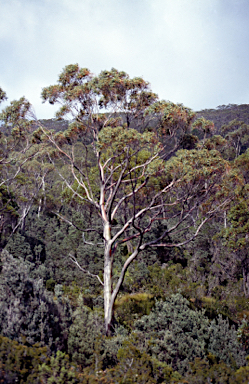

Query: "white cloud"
left=0, top=0, right=249, bottom=117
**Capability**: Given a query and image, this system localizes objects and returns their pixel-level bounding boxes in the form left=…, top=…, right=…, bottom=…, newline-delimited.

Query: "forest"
left=0, top=65, right=249, bottom=383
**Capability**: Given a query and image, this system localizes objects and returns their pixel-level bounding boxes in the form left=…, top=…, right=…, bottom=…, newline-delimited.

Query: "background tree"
left=0, top=91, right=40, bottom=248
left=216, top=149, right=249, bottom=296
left=221, top=119, right=249, bottom=159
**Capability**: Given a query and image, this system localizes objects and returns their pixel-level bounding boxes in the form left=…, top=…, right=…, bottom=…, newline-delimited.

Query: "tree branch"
left=70, top=254, right=104, bottom=286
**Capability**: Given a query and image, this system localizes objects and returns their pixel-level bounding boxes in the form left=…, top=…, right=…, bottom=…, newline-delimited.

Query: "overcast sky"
left=1, top=0, right=249, bottom=118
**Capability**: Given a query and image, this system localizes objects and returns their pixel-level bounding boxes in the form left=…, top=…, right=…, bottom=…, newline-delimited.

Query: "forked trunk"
left=102, top=221, right=141, bottom=334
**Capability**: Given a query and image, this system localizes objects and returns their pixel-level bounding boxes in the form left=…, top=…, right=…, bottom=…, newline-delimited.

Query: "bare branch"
left=110, top=179, right=175, bottom=244
left=70, top=254, right=104, bottom=286
left=82, top=232, right=104, bottom=246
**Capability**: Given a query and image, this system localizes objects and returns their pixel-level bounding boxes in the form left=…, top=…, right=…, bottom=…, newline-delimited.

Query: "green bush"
left=68, top=295, right=105, bottom=368
left=80, top=336, right=181, bottom=384
left=0, top=250, right=72, bottom=352
left=39, top=350, right=79, bottom=384
left=208, top=315, right=246, bottom=368
left=134, top=293, right=246, bottom=373
left=0, top=335, right=47, bottom=384
left=114, top=292, right=155, bottom=328
left=185, top=355, right=249, bottom=384
left=134, top=293, right=209, bottom=373
left=68, top=295, right=130, bottom=371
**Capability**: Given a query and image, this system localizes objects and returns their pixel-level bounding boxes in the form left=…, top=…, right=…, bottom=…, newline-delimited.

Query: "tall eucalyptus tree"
left=31, top=65, right=238, bottom=333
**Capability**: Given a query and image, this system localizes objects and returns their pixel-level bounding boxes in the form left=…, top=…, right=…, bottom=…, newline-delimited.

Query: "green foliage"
left=39, top=350, right=79, bottom=384
left=0, top=96, right=33, bottom=133
left=165, top=148, right=228, bottom=185
left=0, top=87, right=7, bottom=103
left=192, top=116, right=215, bottom=139
left=41, top=64, right=158, bottom=132
left=0, top=250, right=72, bottom=352
left=68, top=296, right=134, bottom=372
left=134, top=293, right=209, bottom=373
left=6, top=232, right=34, bottom=262
left=0, top=335, right=81, bottom=384
left=201, top=134, right=227, bottom=152
left=105, top=336, right=181, bottom=383
left=234, top=357, right=249, bottom=383
left=221, top=119, right=249, bottom=159
left=0, top=185, right=18, bottom=217
left=208, top=315, right=246, bottom=368
left=68, top=296, right=105, bottom=367
left=0, top=335, right=47, bottom=384
left=238, top=317, right=249, bottom=354
left=221, top=196, right=249, bottom=251
left=46, top=278, right=56, bottom=292
left=0, top=185, right=19, bottom=250
left=114, top=292, right=155, bottom=328
left=185, top=356, right=235, bottom=384
left=15, top=208, right=104, bottom=293
left=134, top=293, right=246, bottom=373
left=147, top=263, right=188, bottom=298
left=80, top=335, right=181, bottom=384
left=185, top=355, right=249, bottom=384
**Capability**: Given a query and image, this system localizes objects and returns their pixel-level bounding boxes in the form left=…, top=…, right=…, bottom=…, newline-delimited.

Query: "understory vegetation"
left=1, top=67, right=249, bottom=382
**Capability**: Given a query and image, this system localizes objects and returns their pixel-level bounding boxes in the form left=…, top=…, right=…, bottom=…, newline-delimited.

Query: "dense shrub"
left=68, top=296, right=105, bottom=368
left=68, top=295, right=129, bottom=370
left=114, top=292, right=155, bottom=328
left=208, top=314, right=246, bottom=368
left=39, top=350, right=79, bottom=384
left=134, top=293, right=246, bottom=373
left=0, top=250, right=72, bottom=352
left=80, top=336, right=181, bottom=384
left=0, top=335, right=47, bottom=384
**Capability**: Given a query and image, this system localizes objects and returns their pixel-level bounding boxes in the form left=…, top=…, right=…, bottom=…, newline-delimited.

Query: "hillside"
left=1, top=64, right=249, bottom=383
left=196, top=103, right=249, bottom=132
left=38, top=103, right=249, bottom=134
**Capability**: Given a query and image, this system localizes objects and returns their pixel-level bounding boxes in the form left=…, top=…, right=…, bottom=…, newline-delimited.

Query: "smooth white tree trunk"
left=103, top=222, right=113, bottom=334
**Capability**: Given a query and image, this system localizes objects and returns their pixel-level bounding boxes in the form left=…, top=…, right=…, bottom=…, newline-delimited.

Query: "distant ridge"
left=37, top=104, right=249, bottom=134
left=196, top=104, right=249, bottom=132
